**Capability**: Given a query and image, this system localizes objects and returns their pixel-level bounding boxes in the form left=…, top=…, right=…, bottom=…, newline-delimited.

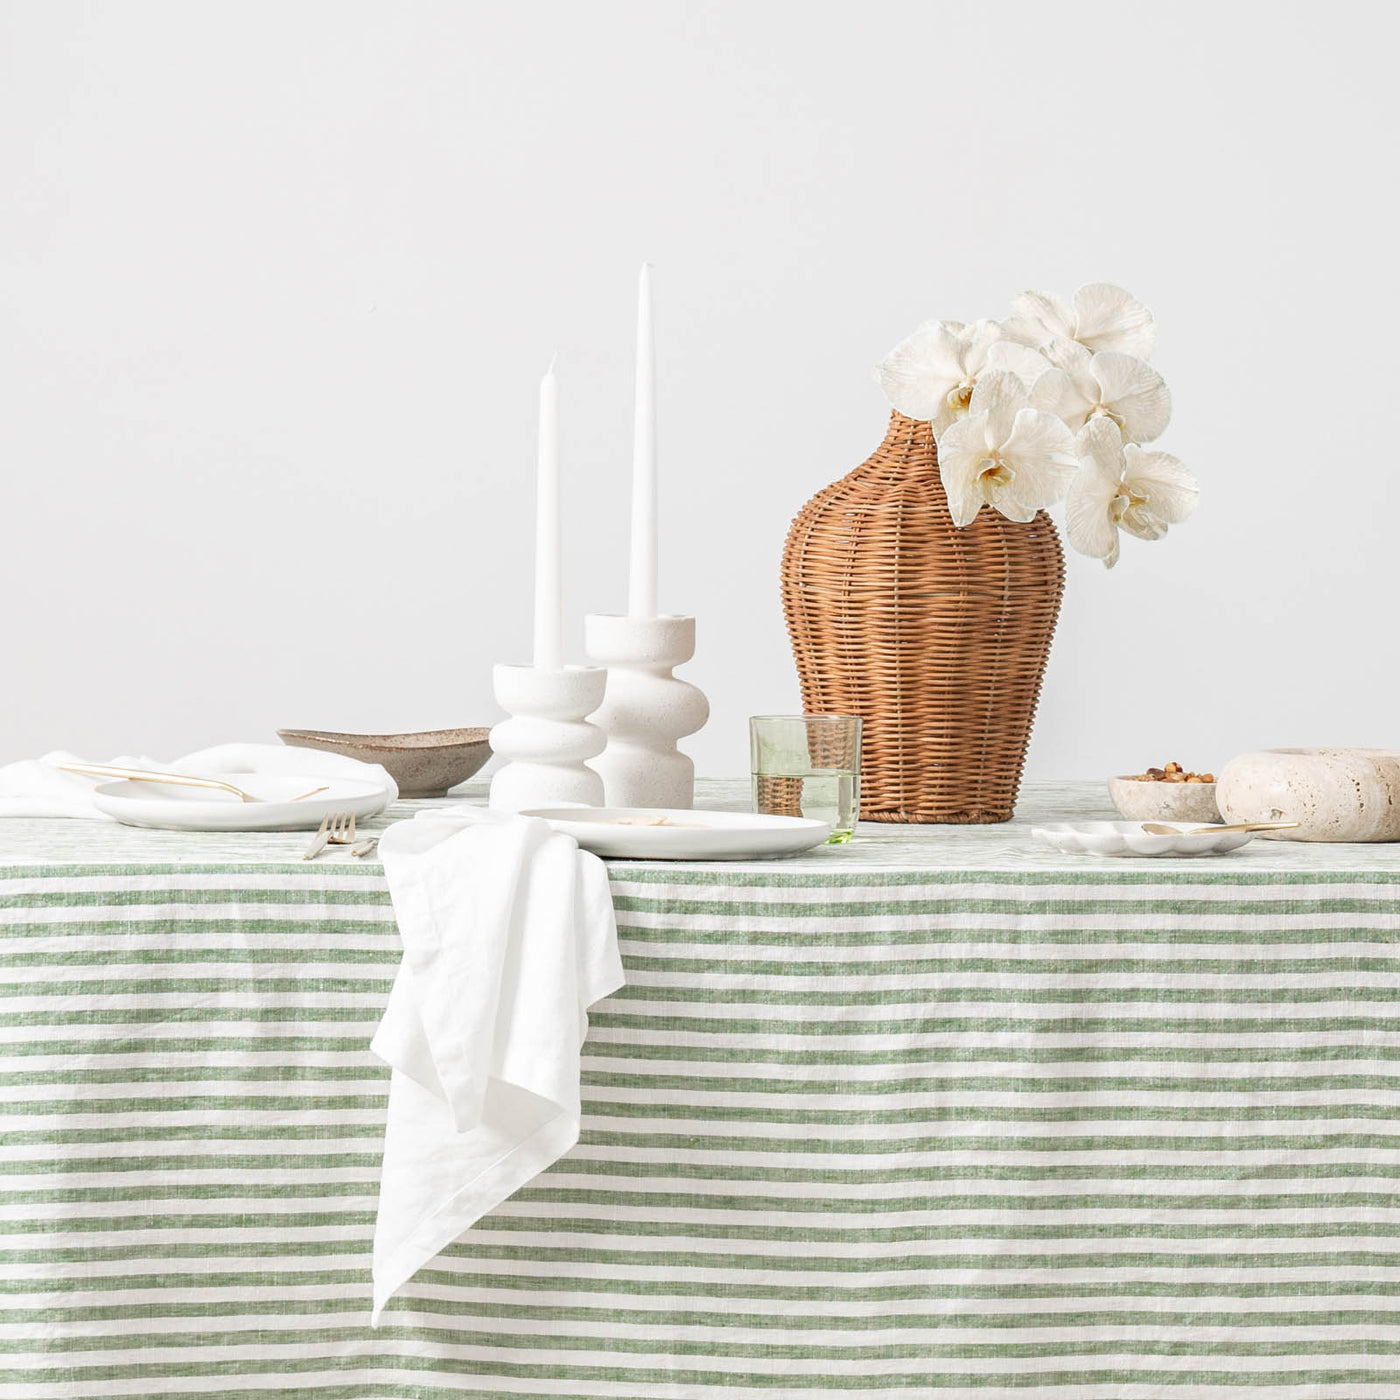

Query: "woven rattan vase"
left=780, top=410, right=1064, bottom=824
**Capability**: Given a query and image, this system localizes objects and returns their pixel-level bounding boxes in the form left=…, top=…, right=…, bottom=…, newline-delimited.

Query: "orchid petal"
left=1030, top=367, right=1089, bottom=429
left=1011, top=290, right=1076, bottom=343
left=1090, top=352, right=1171, bottom=443
left=1076, top=415, right=1128, bottom=482
left=984, top=337, right=1052, bottom=389
left=1066, top=418, right=1126, bottom=564
left=984, top=476, right=1039, bottom=523
left=934, top=413, right=992, bottom=528
left=959, top=319, right=1005, bottom=373
left=1070, top=283, right=1156, bottom=358
left=998, top=314, right=1053, bottom=349
left=999, top=408, right=1079, bottom=511
left=1123, top=445, right=1199, bottom=524
left=967, top=371, right=1030, bottom=447
left=875, top=321, right=966, bottom=421
left=1042, top=337, right=1098, bottom=399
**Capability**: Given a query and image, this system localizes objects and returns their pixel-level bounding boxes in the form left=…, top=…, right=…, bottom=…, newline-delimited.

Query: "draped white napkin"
left=370, top=806, right=622, bottom=1322
left=0, top=742, right=398, bottom=818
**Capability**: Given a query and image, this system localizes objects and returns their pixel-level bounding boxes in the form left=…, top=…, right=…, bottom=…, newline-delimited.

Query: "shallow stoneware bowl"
left=277, top=727, right=492, bottom=799
left=1107, top=775, right=1221, bottom=826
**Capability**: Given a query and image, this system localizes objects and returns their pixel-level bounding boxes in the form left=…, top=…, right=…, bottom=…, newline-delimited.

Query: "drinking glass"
left=749, top=715, right=862, bottom=843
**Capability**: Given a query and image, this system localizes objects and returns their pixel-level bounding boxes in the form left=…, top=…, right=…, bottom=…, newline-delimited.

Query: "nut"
left=1132, top=762, right=1215, bottom=784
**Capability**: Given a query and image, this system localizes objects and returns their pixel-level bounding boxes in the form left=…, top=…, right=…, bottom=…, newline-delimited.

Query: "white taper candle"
left=628, top=263, right=658, bottom=618
left=533, top=357, right=563, bottom=671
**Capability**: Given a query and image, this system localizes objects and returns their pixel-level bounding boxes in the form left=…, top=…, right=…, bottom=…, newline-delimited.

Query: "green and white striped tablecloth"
left=3, top=779, right=1400, bottom=1399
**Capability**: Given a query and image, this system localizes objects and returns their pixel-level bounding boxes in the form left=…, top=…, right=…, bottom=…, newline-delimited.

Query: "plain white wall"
left=2, top=0, right=1396, bottom=782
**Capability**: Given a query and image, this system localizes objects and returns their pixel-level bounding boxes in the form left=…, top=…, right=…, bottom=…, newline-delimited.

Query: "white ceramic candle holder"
left=488, top=663, right=607, bottom=812
left=583, top=613, right=709, bottom=809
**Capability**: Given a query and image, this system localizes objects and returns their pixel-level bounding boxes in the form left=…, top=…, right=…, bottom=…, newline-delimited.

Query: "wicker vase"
left=780, top=410, right=1064, bottom=824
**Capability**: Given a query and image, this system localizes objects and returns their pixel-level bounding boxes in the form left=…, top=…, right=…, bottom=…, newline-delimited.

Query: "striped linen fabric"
left=3, top=781, right=1400, bottom=1398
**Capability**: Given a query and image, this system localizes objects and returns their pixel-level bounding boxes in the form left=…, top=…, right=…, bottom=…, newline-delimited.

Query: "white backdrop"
left=2, top=1, right=1396, bottom=781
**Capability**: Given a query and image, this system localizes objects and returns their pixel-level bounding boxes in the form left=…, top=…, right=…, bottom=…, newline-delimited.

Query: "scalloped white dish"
left=1031, top=821, right=1255, bottom=859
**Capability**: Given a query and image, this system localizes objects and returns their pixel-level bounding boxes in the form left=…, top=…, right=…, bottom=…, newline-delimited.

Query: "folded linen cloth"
left=0, top=742, right=398, bottom=818
left=370, top=806, right=623, bottom=1322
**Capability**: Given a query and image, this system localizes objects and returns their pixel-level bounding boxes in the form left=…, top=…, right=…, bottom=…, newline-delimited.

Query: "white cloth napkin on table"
left=370, top=806, right=623, bottom=1322
left=0, top=742, right=398, bottom=818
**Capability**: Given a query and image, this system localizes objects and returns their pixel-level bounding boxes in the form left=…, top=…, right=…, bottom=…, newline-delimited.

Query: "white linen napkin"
left=0, top=742, right=398, bottom=818
left=370, top=806, right=623, bottom=1322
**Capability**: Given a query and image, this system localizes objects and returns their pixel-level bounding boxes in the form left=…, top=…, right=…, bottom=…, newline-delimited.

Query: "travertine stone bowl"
left=277, top=728, right=491, bottom=800
left=1216, top=747, right=1400, bottom=842
left=1107, top=775, right=1222, bottom=826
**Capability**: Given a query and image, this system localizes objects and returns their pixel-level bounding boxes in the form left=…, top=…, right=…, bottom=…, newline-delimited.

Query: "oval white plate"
left=521, top=807, right=832, bottom=860
left=1031, top=820, right=1255, bottom=859
left=92, top=775, right=391, bottom=832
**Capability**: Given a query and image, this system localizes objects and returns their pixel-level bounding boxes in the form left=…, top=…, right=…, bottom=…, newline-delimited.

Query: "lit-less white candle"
left=628, top=263, right=658, bottom=618
left=533, top=357, right=562, bottom=671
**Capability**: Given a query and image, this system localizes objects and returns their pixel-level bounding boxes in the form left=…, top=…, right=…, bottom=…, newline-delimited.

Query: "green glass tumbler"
left=749, top=714, right=862, bottom=843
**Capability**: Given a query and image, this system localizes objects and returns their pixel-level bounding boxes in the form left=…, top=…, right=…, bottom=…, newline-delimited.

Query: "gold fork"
left=302, top=813, right=354, bottom=859
left=303, top=813, right=376, bottom=860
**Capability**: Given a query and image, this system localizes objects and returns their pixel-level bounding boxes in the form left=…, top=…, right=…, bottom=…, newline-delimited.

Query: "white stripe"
left=585, top=1024, right=1400, bottom=1048
left=8, top=1079, right=1398, bottom=1112
left=4, top=1312, right=1399, bottom=1349
left=0, top=1337, right=1389, bottom=1378
left=2, top=1278, right=1392, bottom=1316
left=578, top=1051, right=1400, bottom=1081
left=605, top=995, right=1400, bottom=1020
left=611, top=877, right=1400, bottom=904
left=0, top=1376, right=1392, bottom=1400
left=3, top=1218, right=1380, bottom=1258
left=618, top=937, right=1400, bottom=964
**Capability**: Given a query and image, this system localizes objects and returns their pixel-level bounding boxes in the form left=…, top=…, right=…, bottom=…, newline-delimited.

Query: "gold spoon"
left=52, top=762, right=327, bottom=804
left=1141, top=820, right=1301, bottom=836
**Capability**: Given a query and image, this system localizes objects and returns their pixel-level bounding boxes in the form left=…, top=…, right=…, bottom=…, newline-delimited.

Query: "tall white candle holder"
left=584, top=613, right=709, bottom=809
left=488, top=663, right=607, bottom=812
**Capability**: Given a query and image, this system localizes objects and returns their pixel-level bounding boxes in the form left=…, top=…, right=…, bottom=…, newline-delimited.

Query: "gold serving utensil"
left=54, top=761, right=262, bottom=803
left=1141, top=820, right=1301, bottom=836
left=52, top=762, right=329, bottom=805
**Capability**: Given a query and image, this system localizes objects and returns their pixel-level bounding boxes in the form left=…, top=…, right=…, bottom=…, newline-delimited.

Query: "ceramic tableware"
left=93, top=774, right=390, bottom=833
left=278, top=727, right=491, bottom=799
left=1032, top=820, right=1255, bottom=859
left=521, top=806, right=831, bottom=860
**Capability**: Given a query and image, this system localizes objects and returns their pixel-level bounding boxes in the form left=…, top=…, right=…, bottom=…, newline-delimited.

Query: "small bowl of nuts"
left=1108, top=762, right=1221, bottom=825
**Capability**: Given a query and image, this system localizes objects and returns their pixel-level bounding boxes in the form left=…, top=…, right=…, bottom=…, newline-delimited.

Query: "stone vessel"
left=1216, top=747, right=1400, bottom=842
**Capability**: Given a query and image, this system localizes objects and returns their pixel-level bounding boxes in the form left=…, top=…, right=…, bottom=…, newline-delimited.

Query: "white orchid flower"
left=1031, top=338, right=1171, bottom=442
left=935, top=371, right=1079, bottom=528
left=1067, top=417, right=1199, bottom=568
left=876, top=319, right=1050, bottom=436
left=1004, top=283, right=1156, bottom=360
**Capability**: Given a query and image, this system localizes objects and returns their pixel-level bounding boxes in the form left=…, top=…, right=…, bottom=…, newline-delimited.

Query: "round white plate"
left=521, top=806, right=832, bottom=860
left=1031, top=820, right=1255, bottom=859
left=92, top=775, right=391, bottom=832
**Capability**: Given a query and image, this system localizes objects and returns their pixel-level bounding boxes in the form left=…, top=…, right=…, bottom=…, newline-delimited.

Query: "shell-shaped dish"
left=1031, top=821, right=1255, bottom=859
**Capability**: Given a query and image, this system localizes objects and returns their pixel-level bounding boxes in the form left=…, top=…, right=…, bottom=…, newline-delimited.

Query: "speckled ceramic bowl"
left=1107, top=775, right=1221, bottom=826
left=277, top=728, right=492, bottom=799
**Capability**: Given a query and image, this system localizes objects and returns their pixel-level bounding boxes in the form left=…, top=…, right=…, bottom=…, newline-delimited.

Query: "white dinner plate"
left=1031, top=820, right=1255, bottom=858
left=521, top=806, right=832, bottom=860
left=92, top=775, right=392, bottom=832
